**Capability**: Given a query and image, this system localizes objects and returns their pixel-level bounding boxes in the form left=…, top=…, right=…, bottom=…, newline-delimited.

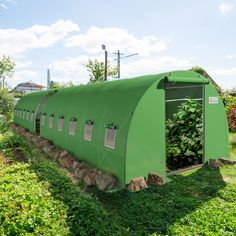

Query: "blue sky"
left=0, top=0, right=236, bottom=89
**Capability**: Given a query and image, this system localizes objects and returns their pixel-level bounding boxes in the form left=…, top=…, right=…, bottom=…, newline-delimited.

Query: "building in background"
left=14, top=82, right=44, bottom=94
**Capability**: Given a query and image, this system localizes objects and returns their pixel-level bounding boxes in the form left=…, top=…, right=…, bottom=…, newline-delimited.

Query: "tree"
left=50, top=80, right=76, bottom=89
left=0, top=56, right=15, bottom=124
left=85, top=59, right=118, bottom=83
left=0, top=55, right=15, bottom=88
left=190, top=66, right=222, bottom=94
left=50, top=81, right=63, bottom=89
left=0, top=89, right=15, bottom=122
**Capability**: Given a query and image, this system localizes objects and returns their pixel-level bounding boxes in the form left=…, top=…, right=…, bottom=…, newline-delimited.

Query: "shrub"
left=0, top=89, right=15, bottom=122
left=221, top=93, right=236, bottom=132
left=221, top=93, right=236, bottom=113
left=227, top=104, right=236, bottom=132
left=0, top=163, right=69, bottom=235
left=166, top=100, right=203, bottom=170
left=1, top=130, right=111, bottom=235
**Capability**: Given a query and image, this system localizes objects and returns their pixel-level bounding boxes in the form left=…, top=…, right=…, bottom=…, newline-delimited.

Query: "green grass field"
left=1, top=130, right=236, bottom=235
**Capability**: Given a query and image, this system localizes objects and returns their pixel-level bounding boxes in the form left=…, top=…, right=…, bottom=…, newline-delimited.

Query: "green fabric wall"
left=14, top=71, right=229, bottom=186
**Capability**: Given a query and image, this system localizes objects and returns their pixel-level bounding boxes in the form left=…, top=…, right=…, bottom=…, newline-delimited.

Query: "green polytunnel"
left=14, top=70, right=229, bottom=186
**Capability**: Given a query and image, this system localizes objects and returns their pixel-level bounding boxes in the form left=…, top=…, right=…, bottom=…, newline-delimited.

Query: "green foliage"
left=221, top=93, right=236, bottom=112
left=0, top=162, right=69, bottom=235
left=0, top=56, right=15, bottom=88
left=96, top=166, right=236, bottom=235
left=0, top=89, right=15, bottom=122
left=221, top=93, right=236, bottom=132
left=2, top=127, right=236, bottom=235
left=1, top=130, right=111, bottom=235
left=50, top=81, right=63, bottom=89
left=166, top=100, right=203, bottom=170
left=0, top=55, right=15, bottom=79
left=50, top=80, right=76, bottom=89
left=85, top=59, right=118, bottom=83
left=31, top=159, right=110, bottom=236
left=229, top=133, right=236, bottom=161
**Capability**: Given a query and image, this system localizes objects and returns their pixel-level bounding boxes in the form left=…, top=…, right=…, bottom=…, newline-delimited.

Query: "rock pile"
left=209, top=158, right=236, bottom=169
left=11, top=124, right=117, bottom=191
left=12, top=124, right=169, bottom=192
left=128, top=172, right=165, bottom=191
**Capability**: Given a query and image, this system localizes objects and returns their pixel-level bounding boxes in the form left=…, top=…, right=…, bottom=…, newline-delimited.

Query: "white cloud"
left=0, top=3, right=8, bottom=9
left=210, top=67, right=236, bottom=77
left=208, top=67, right=236, bottom=89
left=226, top=54, right=236, bottom=59
left=49, top=55, right=193, bottom=84
left=12, top=70, right=38, bottom=87
left=66, top=26, right=168, bottom=56
left=218, top=3, right=234, bottom=15
left=14, top=70, right=37, bottom=80
left=121, top=56, right=193, bottom=78
left=0, top=20, right=80, bottom=56
left=49, top=55, right=97, bottom=84
left=15, top=60, right=32, bottom=69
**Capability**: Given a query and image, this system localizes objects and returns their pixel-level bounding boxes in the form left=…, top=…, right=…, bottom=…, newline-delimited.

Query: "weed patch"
left=1, top=129, right=236, bottom=235
left=0, top=162, right=69, bottom=235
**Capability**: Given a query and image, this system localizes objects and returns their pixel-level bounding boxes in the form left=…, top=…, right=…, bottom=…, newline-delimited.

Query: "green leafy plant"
left=1, top=125, right=236, bottom=235
left=221, top=93, right=236, bottom=132
left=85, top=59, right=118, bottom=83
left=0, top=163, right=69, bottom=235
left=221, top=93, right=236, bottom=113
left=0, top=89, right=15, bottom=122
left=166, top=100, right=203, bottom=170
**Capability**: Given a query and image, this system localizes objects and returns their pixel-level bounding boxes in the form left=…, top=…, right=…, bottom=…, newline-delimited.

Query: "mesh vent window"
left=69, top=120, right=77, bottom=136
left=30, top=112, right=34, bottom=122
left=22, top=110, right=25, bottom=119
left=58, top=118, right=64, bottom=131
left=84, top=124, right=93, bottom=141
left=104, top=128, right=117, bottom=149
left=26, top=111, right=29, bottom=120
left=49, top=116, right=54, bottom=128
left=41, top=114, right=46, bottom=126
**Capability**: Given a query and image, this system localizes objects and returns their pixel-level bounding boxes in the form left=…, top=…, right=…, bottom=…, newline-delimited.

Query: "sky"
left=0, top=0, right=236, bottom=89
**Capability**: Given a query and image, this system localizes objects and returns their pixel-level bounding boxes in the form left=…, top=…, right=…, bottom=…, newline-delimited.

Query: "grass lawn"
left=1, top=130, right=236, bottom=235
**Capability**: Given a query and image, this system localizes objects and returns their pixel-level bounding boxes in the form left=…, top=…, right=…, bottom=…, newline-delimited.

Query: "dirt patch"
left=14, top=149, right=27, bottom=162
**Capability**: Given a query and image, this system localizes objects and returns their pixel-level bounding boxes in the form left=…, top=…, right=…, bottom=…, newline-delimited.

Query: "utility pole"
left=113, top=50, right=123, bottom=78
left=113, top=51, right=138, bottom=79
left=102, top=44, right=108, bottom=81
left=47, top=69, right=51, bottom=90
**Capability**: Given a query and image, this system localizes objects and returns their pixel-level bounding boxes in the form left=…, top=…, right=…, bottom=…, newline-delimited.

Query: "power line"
left=113, top=51, right=138, bottom=78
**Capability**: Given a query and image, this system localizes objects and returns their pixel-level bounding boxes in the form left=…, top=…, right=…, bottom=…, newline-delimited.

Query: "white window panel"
left=84, top=124, right=93, bottom=141
left=30, top=112, right=34, bottom=122
left=58, top=118, right=64, bottom=131
left=26, top=111, right=29, bottom=120
left=41, top=114, right=46, bottom=126
left=69, top=120, right=77, bottom=136
left=49, top=116, right=54, bottom=128
left=104, top=128, right=117, bottom=149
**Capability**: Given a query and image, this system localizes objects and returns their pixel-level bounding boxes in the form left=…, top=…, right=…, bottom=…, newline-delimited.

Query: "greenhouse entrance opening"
left=165, top=82, right=204, bottom=173
left=34, top=93, right=54, bottom=134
